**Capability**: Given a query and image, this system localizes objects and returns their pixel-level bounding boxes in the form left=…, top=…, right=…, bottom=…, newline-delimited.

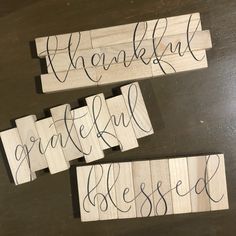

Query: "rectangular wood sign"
left=35, top=12, right=212, bottom=93
left=76, top=154, right=229, bottom=222
left=0, top=82, right=153, bottom=185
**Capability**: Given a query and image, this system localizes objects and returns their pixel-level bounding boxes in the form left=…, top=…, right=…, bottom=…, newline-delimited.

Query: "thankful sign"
left=35, top=12, right=212, bottom=93
left=0, top=82, right=153, bottom=185
left=76, top=154, right=229, bottom=222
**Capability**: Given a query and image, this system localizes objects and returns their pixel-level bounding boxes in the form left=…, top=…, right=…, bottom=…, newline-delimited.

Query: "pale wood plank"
left=37, top=13, right=201, bottom=59
left=42, top=50, right=207, bottom=93
left=169, top=157, right=192, bottom=214
left=15, top=115, right=48, bottom=172
left=35, top=31, right=92, bottom=57
left=151, top=50, right=208, bottom=76
left=121, top=82, right=154, bottom=139
left=95, top=164, right=118, bottom=220
left=206, top=154, right=229, bottom=211
left=132, top=160, right=154, bottom=217
left=106, top=95, right=139, bottom=152
left=85, top=93, right=118, bottom=150
left=41, top=66, right=97, bottom=93
left=91, top=22, right=146, bottom=48
left=187, top=156, right=210, bottom=212
left=0, top=128, right=36, bottom=185
left=150, top=159, right=173, bottom=216
left=97, top=60, right=153, bottom=86
left=73, top=106, right=104, bottom=163
left=113, top=162, right=136, bottom=219
left=46, top=47, right=101, bottom=73
left=46, top=30, right=211, bottom=73
left=50, top=104, right=83, bottom=161
left=76, top=165, right=99, bottom=222
left=146, top=12, right=202, bottom=38
left=91, top=13, right=202, bottom=48
left=35, top=117, right=69, bottom=174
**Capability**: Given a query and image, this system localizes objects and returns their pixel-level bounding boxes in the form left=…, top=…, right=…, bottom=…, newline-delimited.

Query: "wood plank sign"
left=76, top=154, right=229, bottom=222
left=35, top=12, right=212, bottom=93
left=0, top=82, right=154, bottom=185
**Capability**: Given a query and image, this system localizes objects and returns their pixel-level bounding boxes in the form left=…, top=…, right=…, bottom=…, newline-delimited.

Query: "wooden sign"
left=0, top=82, right=153, bottom=185
left=76, top=154, right=229, bottom=222
left=35, top=12, right=212, bottom=93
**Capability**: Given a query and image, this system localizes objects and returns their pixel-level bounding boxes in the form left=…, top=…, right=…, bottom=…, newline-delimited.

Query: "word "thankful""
left=35, top=12, right=212, bottom=93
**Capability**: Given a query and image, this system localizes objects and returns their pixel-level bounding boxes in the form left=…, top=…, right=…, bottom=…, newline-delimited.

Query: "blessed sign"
left=35, top=12, right=212, bottom=93
left=0, top=82, right=153, bottom=185
left=76, top=154, right=229, bottom=222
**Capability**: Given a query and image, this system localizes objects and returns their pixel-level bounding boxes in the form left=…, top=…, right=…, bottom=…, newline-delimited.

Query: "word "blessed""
left=76, top=154, right=229, bottom=222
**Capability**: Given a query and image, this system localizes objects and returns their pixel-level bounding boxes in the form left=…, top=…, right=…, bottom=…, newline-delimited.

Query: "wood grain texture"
left=36, top=31, right=92, bottom=57
left=35, top=117, right=69, bottom=174
left=76, top=165, right=99, bottom=222
left=169, top=157, right=192, bottom=214
left=73, top=106, right=104, bottom=163
left=95, top=164, right=118, bottom=220
left=15, top=115, right=48, bottom=172
left=113, top=162, right=136, bottom=219
left=150, top=159, right=173, bottom=215
left=132, top=160, right=154, bottom=217
left=50, top=104, right=83, bottom=161
left=85, top=93, right=118, bottom=150
left=0, top=128, right=36, bottom=185
left=46, top=30, right=211, bottom=74
left=151, top=50, right=208, bottom=76
left=106, top=95, right=139, bottom=151
left=121, top=82, right=154, bottom=138
left=187, top=156, right=210, bottom=212
left=206, top=154, right=229, bottom=211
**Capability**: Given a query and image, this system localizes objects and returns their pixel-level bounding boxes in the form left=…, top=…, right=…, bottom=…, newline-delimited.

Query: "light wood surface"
left=35, top=117, right=69, bottom=174
left=106, top=95, right=139, bottom=151
left=15, top=115, right=48, bottom=172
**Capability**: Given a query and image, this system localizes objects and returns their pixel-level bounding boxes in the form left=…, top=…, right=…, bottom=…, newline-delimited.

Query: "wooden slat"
left=132, top=160, right=154, bottom=217
left=46, top=30, right=211, bottom=73
left=46, top=47, right=101, bottom=73
left=50, top=104, right=83, bottom=161
left=91, top=22, right=146, bottom=48
left=113, top=162, right=136, bottom=219
left=41, top=50, right=207, bottom=93
left=169, top=157, right=192, bottom=214
left=15, top=115, right=48, bottom=172
left=97, top=60, right=153, bottom=85
left=76, top=165, right=99, bottom=222
left=150, top=159, right=173, bottom=216
left=187, top=156, right=210, bottom=212
left=0, top=128, right=36, bottom=185
left=151, top=50, right=208, bottom=76
left=91, top=13, right=201, bottom=48
left=121, top=82, right=154, bottom=139
left=206, top=154, right=229, bottom=211
left=106, top=95, right=139, bottom=151
left=85, top=93, right=118, bottom=150
left=36, top=13, right=202, bottom=58
left=35, top=31, right=92, bottom=57
left=146, top=12, right=202, bottom=38
left=35, top=117, right=69, bottom=174
left=73, top=106, right=104, bottom=163
left=95, top=164, right=118, bottom=220
left=76, top=155, right=229, bottom=221
left=41, top=66, right=97, bottom=93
